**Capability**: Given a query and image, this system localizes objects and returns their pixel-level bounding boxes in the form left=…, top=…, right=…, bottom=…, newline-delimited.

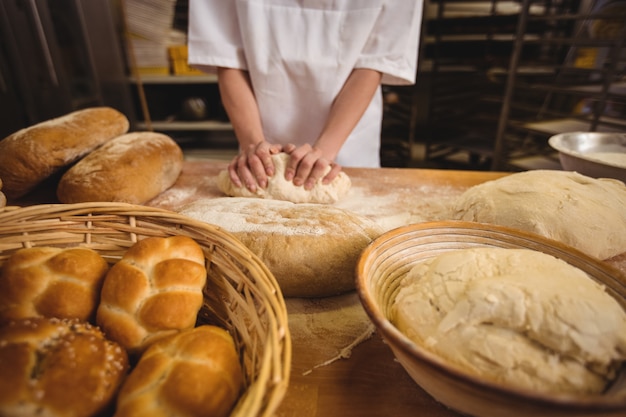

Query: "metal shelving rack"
left=491, top=0, right=626, bottom=170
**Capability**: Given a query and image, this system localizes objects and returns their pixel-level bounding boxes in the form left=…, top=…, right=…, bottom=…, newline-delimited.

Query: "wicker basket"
left=0, top=202, right=291, bottom=417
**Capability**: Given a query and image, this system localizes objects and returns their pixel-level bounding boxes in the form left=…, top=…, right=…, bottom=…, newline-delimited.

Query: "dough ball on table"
left=392, top=247, right=626, bottom=395
left=217, top=152, right=352, bottom=204
left=179, top=197, right=384, bottom=298
left=0, top=247, right=110, bottom=325
left=0, top=107, right=129, bottom=200
left=115, top=325, right=243, bottom=417
left=0, top=317, right=129, bottom=417
left=96, top=236, right=207, bottom=355
left=57, top=131, right=183, bottom=204
left=452, top=170, right=626, bottom=259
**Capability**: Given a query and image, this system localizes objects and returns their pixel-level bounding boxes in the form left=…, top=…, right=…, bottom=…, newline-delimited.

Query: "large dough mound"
left=217, top=152, right=351, bottom=204
left=179, top=197, right=383, bottom=297
left=452, top=170, right=626, bottom=259
left=392, top=247, right=626, bottom=395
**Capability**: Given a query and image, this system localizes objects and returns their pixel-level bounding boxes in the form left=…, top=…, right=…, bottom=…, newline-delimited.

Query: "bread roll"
left=0, top=247, right=109, bottom=325
left=178, top=197, right=384, bottom=297
left=96, top=236, right=207, bottom=355
left=0, top=317, right=129, bottom=417
left=0, top=107, right=129, bottom=200
left=115, top=325, right=243, bottom=417
left=57, top=131, right=183, bottom=204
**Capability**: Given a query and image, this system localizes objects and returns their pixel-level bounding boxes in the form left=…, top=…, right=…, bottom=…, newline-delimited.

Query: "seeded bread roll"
left=57, top=131, right=183, bottom=204
left=0, top=247, right=110, bottom=325
left=96, top=236, right=207, bottom=355
left=115, top=325, right=243, bottom=417
left=0, top=107, right=129, bottom=200
left=0, top=317, right=129, bottom=417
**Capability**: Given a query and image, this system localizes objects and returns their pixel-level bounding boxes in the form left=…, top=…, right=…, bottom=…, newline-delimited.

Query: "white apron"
left=188, top=0, right=422, bottom=167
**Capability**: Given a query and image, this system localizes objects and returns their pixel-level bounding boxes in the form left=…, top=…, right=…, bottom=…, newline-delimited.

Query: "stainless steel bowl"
left=549, top=132, right=626, bottom=183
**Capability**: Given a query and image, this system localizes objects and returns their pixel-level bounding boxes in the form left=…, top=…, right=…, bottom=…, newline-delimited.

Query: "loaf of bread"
left=115, top=325, right=243, bottom=417
left=57, top=131, right=183, bottom=204
left=178, top=197, right=384, bottom=297
left=96, top=236, right=207, bottom=355
left=0, top=317, right=129, bottom=417
left=0, top=247, right=110, bottom=325
left=0, top=107, right=129, bottom=200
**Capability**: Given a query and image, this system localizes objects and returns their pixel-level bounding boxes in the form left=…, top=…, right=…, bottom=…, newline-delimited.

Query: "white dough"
left=392, top=247, right=626, bottom=395
left=452, top=170, right=626, bottom=259
left=217, top=152, right=351, bottom=204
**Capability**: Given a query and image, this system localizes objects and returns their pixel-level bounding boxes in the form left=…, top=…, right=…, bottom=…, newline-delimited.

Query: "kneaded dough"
left=393, top=247, right=626, bottom=395
left=217, top=152, right=351, bottom=204
left=452, top=170, right=626, bottom=259
left=178, top=197, right=383, bottom=297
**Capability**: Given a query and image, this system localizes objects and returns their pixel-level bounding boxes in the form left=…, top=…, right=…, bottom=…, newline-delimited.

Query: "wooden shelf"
left=137, top=120, right=232, bottom=131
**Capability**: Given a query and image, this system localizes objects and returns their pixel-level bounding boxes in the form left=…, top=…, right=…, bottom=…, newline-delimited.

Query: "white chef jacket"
left=188, top=0, right=422, bottom=167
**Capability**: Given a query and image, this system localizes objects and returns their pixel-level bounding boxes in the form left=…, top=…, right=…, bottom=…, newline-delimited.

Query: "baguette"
left=0, top=107, right=129, bottom=200
left=57, top=131, right=183, bottom=204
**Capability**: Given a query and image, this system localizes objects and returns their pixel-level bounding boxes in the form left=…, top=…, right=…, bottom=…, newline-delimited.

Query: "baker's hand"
left=228, top=141, right=283, bottom=192
left=283, top=143, right=342, bottom=190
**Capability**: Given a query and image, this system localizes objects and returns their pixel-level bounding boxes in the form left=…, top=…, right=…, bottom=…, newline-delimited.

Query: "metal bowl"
left=549, top=132, right=626, bottom=183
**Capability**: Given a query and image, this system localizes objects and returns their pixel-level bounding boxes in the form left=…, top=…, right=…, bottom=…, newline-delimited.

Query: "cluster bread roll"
left=96, top=236, right=207, bottom=355
left=0, top=317, right=129, bottom=417
left=0, top=247, right=109, bottom=325
left=0, top=107, right=129, bottom=200
left=57, top=131, right=184, bottom=204
left=115, top=325, right=243, bottom=417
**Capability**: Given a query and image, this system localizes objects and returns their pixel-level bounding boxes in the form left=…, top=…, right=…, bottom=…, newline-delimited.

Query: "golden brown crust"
left=0, top=317, right=129, bottom=417
left=96, top=236, right=207, bottom=355
left=57, top=131, right=183, bottom=204
left=0, top=247, right=110, bottom=325
left=0, top=107, right=129, bottom=200
left=179, top=198, right=385, bottom=297
left=115, top=325, right=243, bottom=417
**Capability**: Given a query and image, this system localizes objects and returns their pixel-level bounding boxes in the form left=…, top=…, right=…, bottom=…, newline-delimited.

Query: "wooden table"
left=14, top=160, right=626, bottom=417
left=144, top=160, right=511, bottom=417
left=144, top=160, right=626, bottom=417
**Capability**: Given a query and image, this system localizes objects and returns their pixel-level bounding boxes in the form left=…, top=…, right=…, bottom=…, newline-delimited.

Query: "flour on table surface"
left=287, top=292, right=375, bottom=376
left=334, top=184, right=462, bottom=231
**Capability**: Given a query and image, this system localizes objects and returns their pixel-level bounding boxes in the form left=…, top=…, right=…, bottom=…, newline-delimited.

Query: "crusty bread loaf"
left=115, top=325, right=243, bottom=417
left=0, top=247, right=110, bottom=325
left=57, top=131, right=183, bottom=204
left=0, top=317, right=129, bottom=417
left=0, top=107, right=129, bottom=200
left=178, top=197, right=384, bottom=297
left=96, top=236, right=207, bottom=355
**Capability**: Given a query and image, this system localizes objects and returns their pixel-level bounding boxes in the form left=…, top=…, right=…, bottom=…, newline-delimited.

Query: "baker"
left=188, top=0, right=423, bottom=192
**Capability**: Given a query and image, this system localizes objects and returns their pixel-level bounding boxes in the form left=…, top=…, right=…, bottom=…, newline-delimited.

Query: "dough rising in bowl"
left=392, top=247, right=626, bottom=395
